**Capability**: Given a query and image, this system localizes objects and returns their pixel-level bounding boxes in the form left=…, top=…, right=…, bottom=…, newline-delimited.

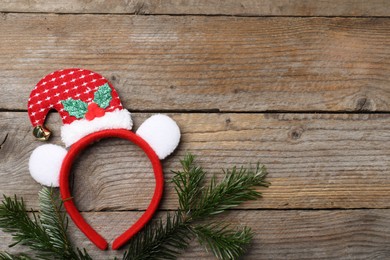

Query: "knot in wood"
left=289, top=126, right=304, bottom=140
left=356, top=96, right=372, bottom=111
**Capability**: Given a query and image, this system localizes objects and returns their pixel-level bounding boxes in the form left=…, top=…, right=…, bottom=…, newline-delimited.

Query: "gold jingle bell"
left=33, top=125, right=51, bottom=141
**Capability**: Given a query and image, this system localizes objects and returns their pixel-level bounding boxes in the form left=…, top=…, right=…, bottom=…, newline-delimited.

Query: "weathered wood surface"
left=2, top=210, right=390, bottom=259
left=1, top=14, right=390, bottom=112
left=1, top=2, right=390, bottom=258
left=1, top=0, right=389, bottom=17
left=1, top=112, right=389, bottom=211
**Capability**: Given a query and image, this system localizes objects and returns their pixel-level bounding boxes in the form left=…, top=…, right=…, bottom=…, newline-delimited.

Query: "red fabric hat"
left=28, top=68, right=132, bottom=147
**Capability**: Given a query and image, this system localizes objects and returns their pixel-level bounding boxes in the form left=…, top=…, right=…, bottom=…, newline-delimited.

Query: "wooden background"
left=1, top=1, right=390, bottom=259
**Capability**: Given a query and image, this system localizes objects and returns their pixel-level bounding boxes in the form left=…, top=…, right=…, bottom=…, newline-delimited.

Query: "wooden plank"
left=1, top=210, right=390, bottom=259
left=1, top=112, right=389, bottom=210
left=1, top=15, right=390, bottom=112
left=1, top=0, right=389, bottom=16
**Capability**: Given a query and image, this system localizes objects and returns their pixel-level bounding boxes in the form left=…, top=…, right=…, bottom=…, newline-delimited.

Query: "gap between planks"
left=0, top=0, right=389, bottom=17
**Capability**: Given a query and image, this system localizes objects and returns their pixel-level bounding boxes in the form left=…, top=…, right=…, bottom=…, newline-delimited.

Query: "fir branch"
left=123, top=211, right=193, bottom=260
left=0, top=194, right=55, bottom=259
left=123, top=154, right=269, bottom=259
left=38, top=187, right=93, bottom=260
left=0, top=252, right=34, bottom=260
left=0, top=188, right=92, bottom=260
left=193, top=223, right=253, bottom=260
left=74, top=249, right=93, bottom=260
left=192, top=163, right=269, bottom=220
left=38, top=187, right=72, bottom=254
left=171, top=153, right=206, bottom=213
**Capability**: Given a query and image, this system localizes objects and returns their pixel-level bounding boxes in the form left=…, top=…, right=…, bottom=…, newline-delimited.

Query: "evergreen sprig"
left=191, top=163, right=269, bottom=220
left=193, top=223, right=253, bottom=260
left=122, top=211, right=192, bottom=260
left=0, top=252, right=32, bottom=260
left=38, top=188, right=92, bottom=260
left=123, top=153, right=269, bottom=260
left=0, top=187, right=92, bottom=260
left=171, top=153, right=206, bottom=213
left=38, top=188, right=72, bottom=255
left=0, top=153, right=269, bottom=260
left=0, top=194, right=54, bottom=259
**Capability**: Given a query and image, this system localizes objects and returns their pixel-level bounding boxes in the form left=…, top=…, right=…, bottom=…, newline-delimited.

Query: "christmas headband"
left=27, top=68, right=180, bottom=250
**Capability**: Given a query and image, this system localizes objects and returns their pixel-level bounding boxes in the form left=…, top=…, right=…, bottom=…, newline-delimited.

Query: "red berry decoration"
left=85, top=103, right=106, bottom=121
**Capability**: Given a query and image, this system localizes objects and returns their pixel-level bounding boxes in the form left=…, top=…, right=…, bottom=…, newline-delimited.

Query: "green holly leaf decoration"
left=93, top=83, right=112, bottom=109
left=61, top=98, right=88, bottom=119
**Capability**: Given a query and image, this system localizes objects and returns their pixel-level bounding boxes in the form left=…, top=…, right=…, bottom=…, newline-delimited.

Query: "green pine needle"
left=0, top=194, right=55, bottom=259
left=0, top=187, right=92, bottom=260
left=194, top=223, right=253, bottom=260
left=123, top=153, right=269, bottom=259
left=192, top=163, right=269, bottom=220
left=38, top=187, right=93, bottom=260
left=0, top=252, right=34, bottom=260
left=38, top=188, right=72, bottom=254
left=122, top=211, right=193, bottom=260
left=171, top=153, right=206, bottom=213
left=75, top=248, right=93, bottom=260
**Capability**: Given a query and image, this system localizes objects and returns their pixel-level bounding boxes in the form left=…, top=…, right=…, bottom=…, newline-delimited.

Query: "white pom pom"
left=136, top=114, right=181, bottom=159
left=29, top=144, right=67, bottom=187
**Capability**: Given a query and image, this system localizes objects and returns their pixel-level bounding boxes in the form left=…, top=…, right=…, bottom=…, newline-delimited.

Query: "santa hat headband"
left=27, top=68, right=181, bottom=250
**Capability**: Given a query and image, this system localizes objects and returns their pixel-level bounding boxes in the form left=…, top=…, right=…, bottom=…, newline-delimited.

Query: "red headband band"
left=60, top=129, right=163, bottom=250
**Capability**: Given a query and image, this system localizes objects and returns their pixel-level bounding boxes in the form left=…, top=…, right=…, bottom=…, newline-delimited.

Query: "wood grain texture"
left=2, top=3, right=389, bottom=259
left=1, top=14, right=390, bottom=112
left=1, top=210, right=390, bottom=259
left=1, top=0, right=389, bottom=16
left=1, top=112, right=389, bottom=210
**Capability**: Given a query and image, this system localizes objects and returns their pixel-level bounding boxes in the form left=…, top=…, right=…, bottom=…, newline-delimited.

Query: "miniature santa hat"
left=28, top=68, right=133, bottom=147
left=28, top=68, right=180, bottom=187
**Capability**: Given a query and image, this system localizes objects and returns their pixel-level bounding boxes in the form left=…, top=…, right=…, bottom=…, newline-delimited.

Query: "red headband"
left=60, top=129, right=163, bottom=250
left=28, top=69, right=181, bottom=250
